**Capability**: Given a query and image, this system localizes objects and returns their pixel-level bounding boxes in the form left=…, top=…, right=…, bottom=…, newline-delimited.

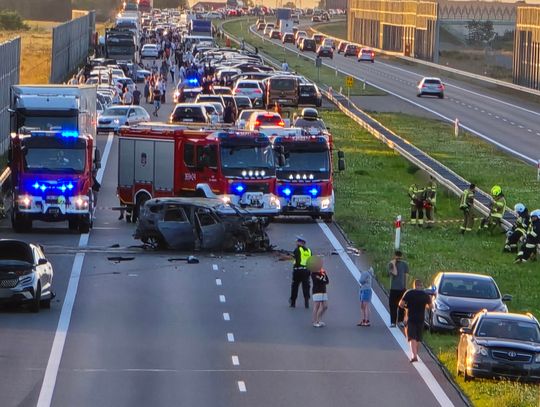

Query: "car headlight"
left=434, top=299, right=450, bottom=311
left=113, top=119, right=120, bottom=124
left=498, top=303, right=508, bottom=313
left=269, top=195, right=281, bottom=210
left=321, top=198, right=330, bottom=209
left=18, top=195, right=32, bottom=208
left=471, top=342, right=488, bottom=356
left=72, top=195, right=89, bottom=209
left=221, top=195, right=231, bottom=204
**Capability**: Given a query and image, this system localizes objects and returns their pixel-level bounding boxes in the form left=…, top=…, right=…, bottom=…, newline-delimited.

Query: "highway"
left=252, top=25, right=540, bottom=165
left=0, top=81, right=465, bottom=407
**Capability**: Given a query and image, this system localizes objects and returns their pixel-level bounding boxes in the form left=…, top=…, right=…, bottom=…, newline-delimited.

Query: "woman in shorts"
left=357, top=267, right=373, bottom=326
left=309, top=256, right=329, bottom=328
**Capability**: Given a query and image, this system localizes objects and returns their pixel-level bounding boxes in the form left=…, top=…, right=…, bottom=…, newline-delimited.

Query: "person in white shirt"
left=123, top=89, right=133, bottom=105
left=281, top=60, right=289, bottom=72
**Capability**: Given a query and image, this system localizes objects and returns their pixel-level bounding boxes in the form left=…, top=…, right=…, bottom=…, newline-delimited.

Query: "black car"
left=343, top=44, right=359, bottom=57
left=317, top=45, right=333, bottom=59
left=134, top=197, right=270, bottom=252
left=298, top=82, right=322, bottom=107
left=300, top=39, right=317, bottom=52
left=457, top=311, right=540, bottom=382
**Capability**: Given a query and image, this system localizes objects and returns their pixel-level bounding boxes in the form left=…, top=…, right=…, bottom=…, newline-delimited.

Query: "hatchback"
left=417, top=77, right=445, bottom=98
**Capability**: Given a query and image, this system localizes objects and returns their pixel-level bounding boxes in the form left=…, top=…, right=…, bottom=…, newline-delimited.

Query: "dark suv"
left=457, top=311, right=540, bottom=382
left=300, top=38, right=317, bottom=52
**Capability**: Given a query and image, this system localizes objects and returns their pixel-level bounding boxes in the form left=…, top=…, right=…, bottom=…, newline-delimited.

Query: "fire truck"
left=117, top=124, right=281, bottom=220
left=272, top=132, right=344, bottom=221
left=8, top=85, right=99, bottom=233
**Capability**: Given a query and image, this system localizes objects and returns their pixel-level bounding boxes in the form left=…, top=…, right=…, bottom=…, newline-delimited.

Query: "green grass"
left=312, top=21, right=346, bottom=40
left=325, top=108, right=540, bottom=406
left=220, top=18, right=385, bottom=97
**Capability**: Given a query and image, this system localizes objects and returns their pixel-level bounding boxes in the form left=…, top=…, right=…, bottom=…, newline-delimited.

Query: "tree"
left=154, top=0, right=181, bottom=8
left=283, top=1, right=295, bottom=8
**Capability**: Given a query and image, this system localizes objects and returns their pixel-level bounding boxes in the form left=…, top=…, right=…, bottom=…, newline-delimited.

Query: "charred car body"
left=134, top=197, right=271, bottom=252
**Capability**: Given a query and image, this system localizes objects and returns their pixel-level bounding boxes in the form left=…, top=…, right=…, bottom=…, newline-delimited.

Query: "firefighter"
left=504, top=203, right=529, bottom=253
left=480, top=185, right=506, bottom=233
left=408, top=183, right=425, bottom=227
left=289, top=236, right=312, bottom=308
left=424, top=178, right=437, bottom=228
left=515, top=209, right=540, bottom=263
left=460, top=183, right=476, bottom=234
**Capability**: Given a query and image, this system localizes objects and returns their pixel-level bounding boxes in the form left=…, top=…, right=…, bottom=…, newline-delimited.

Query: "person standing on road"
left=289, top=236, right=312, bottom=309
left=123, top=88, right=133, bottom=105
left=309, top=256, right=329, bottom=327
left=357, top=267, right=373, bottom=327
left=132, top=86, right=141, bottom=106
left=170, top=64, right=176, bottom=83
left=388, top=250, right=408, bottom=328
left=399, top=279, right=432, bottom=362
left=281, top=60, right=289, bottom=72
left=460, top=183, right=476, bottom=234
left=144, top=79, right=150, bottom=103
left=152, top=85, right=162, bottom=117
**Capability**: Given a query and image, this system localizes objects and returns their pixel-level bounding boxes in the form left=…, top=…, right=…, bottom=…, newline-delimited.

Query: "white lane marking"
left=212, top=264, right=219, bottom=271
left=510, top=121, right=516, bottom=125
left=528, top=129, right=533, bottom=133
left=227, top=333, right=235, bottom=342
left=46, top=367, right=410, bottom=374
left=238, top=381, right=247, bottom=392
left=495, top=115, right=499, bottom=119
left=219, top=295, right=226, bottom=303
left=216, top=278, right=222, bottom=286
left=317, top=222, right=454, bottom=407
left=223, top=312, right=231, bottom=321
left=128, top=273, right=138, bottom=277
left=232, top=356, right=240, bottom=366
left=37, top=132, right=114, bottom=407
left=519, top=125, right=524, bottom=129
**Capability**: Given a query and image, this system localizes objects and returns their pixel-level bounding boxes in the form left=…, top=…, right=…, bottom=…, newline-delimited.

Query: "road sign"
left=345, top=76, right=354, bottom=88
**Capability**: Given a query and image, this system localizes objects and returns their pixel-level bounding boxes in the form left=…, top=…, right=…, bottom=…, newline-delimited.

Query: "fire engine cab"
left=117, top=123, right=281, bottom=220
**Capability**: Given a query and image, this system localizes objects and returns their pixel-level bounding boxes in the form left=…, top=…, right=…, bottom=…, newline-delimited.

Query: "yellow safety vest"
left=299, top=247, right=312, bottom=267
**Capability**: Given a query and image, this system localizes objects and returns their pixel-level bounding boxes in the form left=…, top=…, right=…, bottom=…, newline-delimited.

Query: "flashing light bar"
left=31, top=181, right=75, bottom=193
left=30, top=130, right=80, bottom=138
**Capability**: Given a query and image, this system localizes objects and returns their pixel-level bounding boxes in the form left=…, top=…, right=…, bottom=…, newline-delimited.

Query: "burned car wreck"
left=134, top=197, right=271, bottom=252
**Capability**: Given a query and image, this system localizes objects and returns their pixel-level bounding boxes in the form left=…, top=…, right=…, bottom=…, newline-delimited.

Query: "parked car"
left=257, top=22, right=266, bottom=31
left=98, top=105, right=150, bottom=133
left=417, top=77, right=445, bottom=99
left=311, top=15, right=321, bottom=22
left=343, top=44, right=359, bottom=57
left=0, top=239, right=54, bottom=312
left=317, top=45, right=333, bottom=58
left=282, top=32, right=295, bottom=44
left=425, top=272, right=511, bottom=332
left=300, top=38, right=317, bottom=52
left=358, top=47, right=375, bottom=63
left=293, top=108, right=326, bottom=131
left=234, top=95, right=254, bottom=111
left=298, top=82, right=322, bottom=107
left=141, top=44, right=159, bottom=58
left=264, top=24, right=275, bottom=36
left=174, top=86, right=202, bottom=103
left=134, top=197, right=271, bottom=252
left=322, top=38, right=335, bottom=49
left=457, top=311, right=540, bottom=382
left=337, top=41, right=349, bottom=54
left=295, top=31, right=307, bottom=46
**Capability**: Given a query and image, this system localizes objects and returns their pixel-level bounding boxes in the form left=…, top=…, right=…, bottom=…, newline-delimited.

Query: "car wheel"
left=40, top=296, right=51, bottom=309
left=143, top=235, right=165, bottom=250
left=417, top=93, right=422, bottom=97
left=371, top=60, right=374, bottom=63
left=30, top=283, right=41, bottom=313
left=322, top=214, right=333, bottom=223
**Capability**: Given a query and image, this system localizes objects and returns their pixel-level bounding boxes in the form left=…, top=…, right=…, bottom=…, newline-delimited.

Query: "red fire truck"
left=117, top=124, right=281, bottom=220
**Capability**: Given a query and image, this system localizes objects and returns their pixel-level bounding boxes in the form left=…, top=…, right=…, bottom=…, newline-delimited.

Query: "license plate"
left=48, top=207, right=60, bottom=215
left=278, top=99, right=288, bottom=103
left=301, top=93, right=310, bottom=97
left=293, top=196, right=311, bottom=207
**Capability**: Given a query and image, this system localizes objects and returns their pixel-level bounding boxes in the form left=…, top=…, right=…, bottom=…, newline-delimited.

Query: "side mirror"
left=337, top=150, right=345, bottom=172
left=38, top=258, right=48, bottom=266
left=502, top=294, right=512, bottom=302
left=459, top=327, right=472, bottom=334
left=94, top=149, right=102, bottom=170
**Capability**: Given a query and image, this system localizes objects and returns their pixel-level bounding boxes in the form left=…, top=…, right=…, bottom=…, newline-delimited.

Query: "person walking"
left=399, top=279, right=432, bottom=362
left=122, top=88, right=133, bottom=105
left=309, top=256, right=329, bottom=327
left=144, top=78, right=151, bottom=104
left=460, top=183, right=476, bottom=234
left=357, top=267, right=373, bottom=327
left=289, top=236, right=312, bottom=309
left=152, top=85, right=161, bottom=117
left=170, top=64, right=176, bottom=83
left=388, top=250, right=408, bottom=328
left=408, top=183, right=425, bottom=227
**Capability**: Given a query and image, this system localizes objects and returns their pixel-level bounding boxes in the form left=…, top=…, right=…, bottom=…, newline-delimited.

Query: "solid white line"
left=219, top=295, right=226, bottom=303
left=238, top=381, right=247, bottom=392
left=232, top=355, right=240, bottom=366
left=227, top=333, right=235, bottom=342
left=212, top=264, right=219, bottom=271
left=223, top=312, right=230, bottom=321
left=36, top=131, right=114, bottom=407
left=317, top=222, right=454, bottom=407
left=216, top=278, right=222, bottom=286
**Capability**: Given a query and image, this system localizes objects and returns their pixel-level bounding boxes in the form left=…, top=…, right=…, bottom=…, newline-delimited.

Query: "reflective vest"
left=298, top=247, right=312, bottom=267
left=408, top=185, right=425, bottom=205
left=491, top=195, right=506, bottom=219
left=460, top=188, right=474, bottom=210
left=426, top=181, right=437, bottom=205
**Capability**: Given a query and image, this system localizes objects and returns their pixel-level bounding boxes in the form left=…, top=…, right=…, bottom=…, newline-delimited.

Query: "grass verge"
left=220, top=18, right=385, bottom=97
left=325, top=107, right=540, bottom=406
left=313, top=21, right=346, bottom=40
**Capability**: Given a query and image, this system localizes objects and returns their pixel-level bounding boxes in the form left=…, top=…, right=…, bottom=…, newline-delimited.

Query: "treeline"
left=2, top=0, right=72, bottom=22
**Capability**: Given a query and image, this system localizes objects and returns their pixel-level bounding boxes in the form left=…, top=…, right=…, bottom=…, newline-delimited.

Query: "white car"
left=233, top=80, right=264, bottom=101
left=97, top=105, right=151, bottom=133
left=204, top=11, right=223, bottom=19
left=357, top=48, right=375, bottom=63
left=141, top=44, right=159, bottom=59
left=417, top=77, right=445, bottom=99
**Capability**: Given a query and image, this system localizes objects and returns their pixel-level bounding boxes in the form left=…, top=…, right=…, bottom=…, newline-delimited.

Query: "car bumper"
left=0, top=275, right=38, bottom=303
left=467, top=360, right=540, bottom=382
left=279, top=195, right=334, bottom=216
left=97, top=125, right=120, bottom=133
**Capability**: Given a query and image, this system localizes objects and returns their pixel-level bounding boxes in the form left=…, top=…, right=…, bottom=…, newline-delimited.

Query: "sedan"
left=270, top=29, right=281, bottom=40
left=233, top=79, right=264, bottom=101
left=417, top=77, right=445, bottom=98
left=141, top=44, right=159, bottom=59
left=0, top=239, right=54, bottom=312
left=358, top=48, right=375, bottom=63
left=343, top=44, right=359, bottom=57
left=97, top=105, right=151, bottom=133
left=425, top=272, right=511, bottom=332
left=337, top=41, right=349, bottom=54
left=282, top=33, right=295, bottom=44
left=457, top=311, right=540, bottom=382
left=317, top=45, right=333, bottom=58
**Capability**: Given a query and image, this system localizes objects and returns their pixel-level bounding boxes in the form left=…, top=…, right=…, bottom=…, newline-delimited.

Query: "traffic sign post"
left=315, top=56, right=322, bottom=82
left=394, top=215, right=402, bottom=249
left=345, top=76, right=354, bottom=106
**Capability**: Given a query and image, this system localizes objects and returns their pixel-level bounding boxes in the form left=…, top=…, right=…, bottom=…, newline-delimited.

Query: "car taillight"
left=234, top=89, right=241, bottom=93
left=254, top=120, right=261, bottom=127
left=277, top=120, right=285, bottom=127
left=371, top=52, right=375, bottom=57
left=254, top=89, right=262, bottom=94
left=439, top=84, right=445, bottom=90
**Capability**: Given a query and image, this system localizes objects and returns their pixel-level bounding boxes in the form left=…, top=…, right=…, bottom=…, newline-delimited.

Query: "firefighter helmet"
left=491, top=185, right=502, bottom=197
left=531, top=209, right=540, bottom=218
left=514, top=203, right=526, bottom=214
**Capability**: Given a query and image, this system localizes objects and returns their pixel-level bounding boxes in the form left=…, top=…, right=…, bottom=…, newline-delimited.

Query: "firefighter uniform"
left=515, top=210, right=540, bottom=263
left=480, top=186, right=506, bottom=233
left=290, top=238, right=312, bottom=308
left=408, top=184, right=425, bottom=226
left=460, top=184, right=476, bottom=233
left=424, top=179, right=437, bottom=228
left=504, top=203, right=529, bottom=253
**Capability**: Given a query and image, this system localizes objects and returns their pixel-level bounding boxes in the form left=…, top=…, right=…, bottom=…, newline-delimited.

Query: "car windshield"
left=17, top=112, right=78, bottom=132
left=103, top=107, right=128, bottom=116
left=440, top=277, right=499, bottom=299
left=279, top=148, right=330, bottom=172
left=271, top=79, right=296, bottom=90
left=476, top=319, right=540, bottom=343
left=171, top=107, right=206, bottom=122
left=221, top=143, right=274, bottom=169
left=425, top=79, right=441, bottom=85
left=22, top=138, right=86, bottom=173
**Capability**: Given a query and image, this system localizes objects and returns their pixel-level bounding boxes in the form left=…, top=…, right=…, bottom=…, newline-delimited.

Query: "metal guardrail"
left=308, top=25, right=540, bottom=98
left=223, top=21, right=517, bottom=229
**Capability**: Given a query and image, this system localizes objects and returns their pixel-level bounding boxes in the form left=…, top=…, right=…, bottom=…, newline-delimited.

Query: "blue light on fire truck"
left=32, top=181, right=75, bottom=193
left=60, top=131, right=79, bottom=138
left=282, top=187, right=292, bottom=197
left=234, top=184, right=246, bottom=194
left=309, top=187, right=319, bottom=197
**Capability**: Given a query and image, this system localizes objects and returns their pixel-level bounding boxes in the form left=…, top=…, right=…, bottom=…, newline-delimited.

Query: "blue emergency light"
left=282, top=187, right=292, bottom=197
left=187, top=78, right=199, bottom=85
left=308, top=187, right=319, bottom=197
left=31, top=181, right=76, bottom=194
left=60, top=131, right=79, bottom=138
left=231, top=183, right=246, bottom=194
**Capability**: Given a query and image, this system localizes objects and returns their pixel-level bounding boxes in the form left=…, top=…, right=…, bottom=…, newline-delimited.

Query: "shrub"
left=0, top=10, right=29, bottom=31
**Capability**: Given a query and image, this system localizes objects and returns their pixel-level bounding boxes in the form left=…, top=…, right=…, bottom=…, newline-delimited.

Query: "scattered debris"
left=167, top=255, right=200, bottom=264
left=107, top=256, right=135, bottom=263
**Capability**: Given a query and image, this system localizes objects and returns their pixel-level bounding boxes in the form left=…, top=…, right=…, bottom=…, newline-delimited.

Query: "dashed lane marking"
left=213, top=264, right=219, bottom=271
left=227, top=333, right=235, bottom=342
left=223, top=312, right=230, bottom=321
left=216, top=278, right=222, bottom=286
left=232, top=356, right=240, bottom=366
left=219, top=295, right=226, bottom=303
left=238, top=381, right=247, bottom=392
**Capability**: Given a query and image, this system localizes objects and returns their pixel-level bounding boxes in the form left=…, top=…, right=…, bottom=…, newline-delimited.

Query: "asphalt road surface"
left=252, top=25, right=540, bottom=165
left=0, top=78, right=465, bottom=407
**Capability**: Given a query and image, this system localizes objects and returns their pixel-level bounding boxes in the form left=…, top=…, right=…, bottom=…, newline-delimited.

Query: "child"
left=357, top=267, right=374, bottom=327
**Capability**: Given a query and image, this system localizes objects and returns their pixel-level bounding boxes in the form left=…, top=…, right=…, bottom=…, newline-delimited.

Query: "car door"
left=157, top=205, right=196, bottom=249
left=127, top=108, right=137, bottom=124
left=195, top=208, right=225, bottom=250
left=34, top=245, right=53, bottom=297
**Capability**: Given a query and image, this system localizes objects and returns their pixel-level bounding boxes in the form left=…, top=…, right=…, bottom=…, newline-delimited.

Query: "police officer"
left=424, top=178, right=437, bottom=228
left=460, top=183, right=476, bottom=234
left=289, top=236, right=312, bottom=309
left=515, top=209, right=540, bottom=263
left=408, top=183, right=425, bottom=227
left=480, top=185, right=506, bottom=233
left=504, top=203, right=529, bottom=253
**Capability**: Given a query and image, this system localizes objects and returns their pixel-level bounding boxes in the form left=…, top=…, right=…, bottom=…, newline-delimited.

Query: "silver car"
left=97, top=105, right=150, bottom=133
left=0, top=240, right=54, bottom=312
left=233, top=80, right=264, bottom=102
left=425, top=272, right=511, bottom=332
left=417, top=77, right=445, bottom=98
